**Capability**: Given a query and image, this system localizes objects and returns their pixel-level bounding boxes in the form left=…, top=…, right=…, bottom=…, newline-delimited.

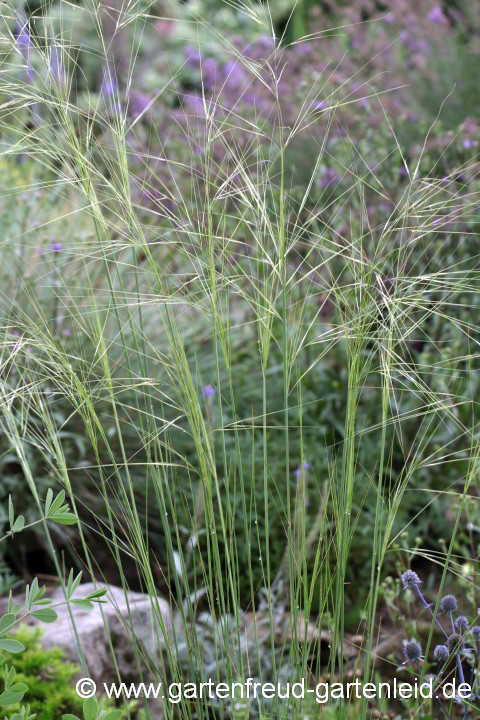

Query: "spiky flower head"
left=471, top=626, right=480, bottom=642
left=454, top=616, right=469, bottom=634
left=404, top=640, right=422, bottom=664
left=440, top=594, right=457, bottom=613
left=401, top=570, right=421, bottom=590
left=447, top=633, right=461, bottom=654
left=434, top=644, right=449, bottom=663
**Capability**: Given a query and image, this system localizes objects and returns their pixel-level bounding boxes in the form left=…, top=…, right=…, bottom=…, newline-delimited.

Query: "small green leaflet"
left=0, top=614, right=16, bottom=636
left=11, top=516, right=25, bottom=533
left=0, top=639, right=25, bottom=654
left=84, top=589, right=107, bottom=601
left=0, top=683, right=29, bottom=706
left=83, top=696, right=98, bottom=720
left=102, top=711, right=122, bottom=720
left=71, top=600, right=94, bottom=610
left=30, top=608, right=58, bottom=623
left=49, top=513, right=77, bottom=525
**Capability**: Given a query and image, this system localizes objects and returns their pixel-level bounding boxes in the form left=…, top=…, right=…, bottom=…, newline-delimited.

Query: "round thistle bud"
left=434, top=644, right=449, bottom=663
left=440, top=594, right=458, bottom=613
left=401, top=570, right=421, bottom=590
left=454, top=615, right=469, bottom=634
left=447, top=633, right=461, bottom=654
left=471, top=625, right=480, bottom=650
left=404, top=640, right=422, bottom=663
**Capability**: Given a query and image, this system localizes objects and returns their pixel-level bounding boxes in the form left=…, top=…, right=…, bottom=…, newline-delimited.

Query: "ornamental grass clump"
left=401, top=570, right=480, bottom=718
left=1, top=3, right=480, bottom=720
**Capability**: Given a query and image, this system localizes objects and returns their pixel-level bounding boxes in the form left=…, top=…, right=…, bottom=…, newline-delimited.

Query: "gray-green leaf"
left=0, top=639, right=25, bottom=654
left=0, top=614, right=16, bottom=636
left=30, top=608, right=58, bottom=624
left=83, top=696, right=98, bottom=720
left=71, top=600, right=94, bottom=610
left=48, top=490, right=66, bottom=516
left=45, top=488, right=53, bottom=516
left=48, top=513, right=77, bottom=525
left=101, top=711, right=122, bottom=720
left=11, top=516, right=25, bottom=534
left=0, top=683, right=28, bottom=707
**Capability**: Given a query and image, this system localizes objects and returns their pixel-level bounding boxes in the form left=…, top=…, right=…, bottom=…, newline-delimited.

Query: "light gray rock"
left=0, top=583, right=171, bottom=688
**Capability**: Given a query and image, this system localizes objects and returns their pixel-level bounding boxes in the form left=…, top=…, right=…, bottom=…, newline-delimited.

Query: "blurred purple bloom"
left=408, top=113, right=417, bottom=123
left=50, top=242, right=64, bottom=251
left=129, top=90, right=152, bottom=119
left=294, top=462, right=311, bottom=478
left=379, top=202, right=393, bottom=212
left=183, top=94, right=206, bottom=119
left=63, top=328, right=72, bottom=337
left=203, top=384, right=216, bottom=397
left=294, top=41, right=313, bottom=56
left=240, top=35, right=275, bottom=60
left=399, top=30, right=428, bottom=54
left=320, top=168, right=340, bottom=187
left=185, top=46, right=202, bottom=68
left=428, top=6, right=448, bottom=25
left=101, top=65, right=121, bottom=114
left=101, top=65, right=117, bottom=97
left=463, top=139, right=473, bottom=149
left=202, top=57, right=217, bottom=90
left=50, top=45, right=65, bottom=85
left=16, top=19, right=35, bottom=82
left=36, top=247, right=45, bottom=255
left=223, top=60, right=248, bottom=91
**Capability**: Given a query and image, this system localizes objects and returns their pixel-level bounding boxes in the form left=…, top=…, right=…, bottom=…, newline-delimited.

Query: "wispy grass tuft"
left=0, top=2, right=479, bottom=718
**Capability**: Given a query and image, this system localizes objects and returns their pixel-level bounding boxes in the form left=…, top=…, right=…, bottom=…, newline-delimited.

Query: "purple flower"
left=294, top=462, right=311, bottom=478
left=16, top=18, right=35, bottom=82
left=129, top=90, right=152, bottom=119
left=223, top=60, right=248, bottom=91
left=50, top=45, right=64, bottom=85
left=320, top=168, right=340, bottom=187
left=428, top=6, right=448, bottom=25
left=101, top=65, right=121, bottom=114
left=50, top=242, right=64, bottom=251
left=63, top=328, right=72, bottom=337
left=36, top=247, right=45, bottom=255
left=185, top=46, right=202, bottom=68
left=203, top=385, right=216, bottom=398
left=404, top=640, right=423, bottom=664
left=463, top=139, right=473, bottom=149
left=447, top=633, right=461, bottom=653
left=455, top=616, right=469, bottom=634
left=440, top=594, right=457, bottom=613
left=401, top=570, right=421, bottom=589
left=202, top=57, right=217, bottom=91
left=101, top=65, right=117, bottom=97
left=434, top=644, right=449, bottom=662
